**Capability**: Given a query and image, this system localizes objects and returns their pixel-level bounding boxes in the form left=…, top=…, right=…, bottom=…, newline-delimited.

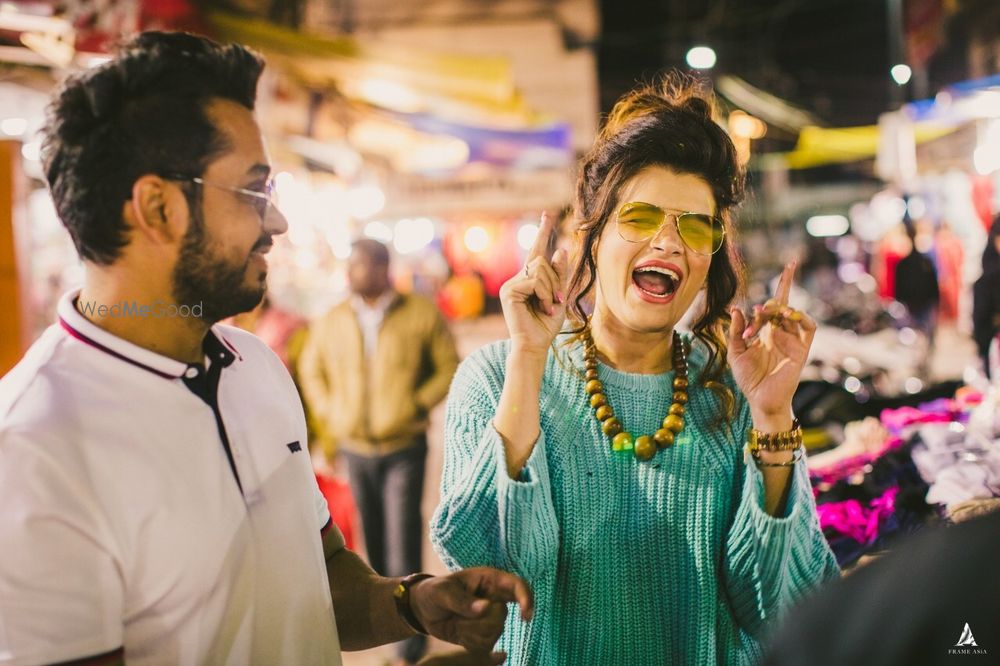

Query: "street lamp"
left=686, top=46, right=716, bottom=70
left=890, top=64, right=912, bottom=86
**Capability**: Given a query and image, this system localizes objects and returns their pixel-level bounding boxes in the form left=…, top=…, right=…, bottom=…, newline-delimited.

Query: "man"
left=300, top=238, right=460, bottom=665
left=0, top=32, right=531, bottom=665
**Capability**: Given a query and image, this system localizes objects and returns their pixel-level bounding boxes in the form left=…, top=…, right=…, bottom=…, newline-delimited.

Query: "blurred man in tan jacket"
left=300, top=238, right=459, bottom=665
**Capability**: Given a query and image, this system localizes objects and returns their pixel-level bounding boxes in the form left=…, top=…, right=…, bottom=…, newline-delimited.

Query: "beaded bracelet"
left=751, top=447, right=803, bottom=468
left=748, top=418, right=803, bottom=453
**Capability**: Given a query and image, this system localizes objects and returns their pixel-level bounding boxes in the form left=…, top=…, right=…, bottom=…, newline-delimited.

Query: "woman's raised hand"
left=499, top=212, right=569, bottom=355
left=727, top=261, right=817, bottom=421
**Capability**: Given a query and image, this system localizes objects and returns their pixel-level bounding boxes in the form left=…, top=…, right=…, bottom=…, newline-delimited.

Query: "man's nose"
left=263, top=203, right=288, bottom=236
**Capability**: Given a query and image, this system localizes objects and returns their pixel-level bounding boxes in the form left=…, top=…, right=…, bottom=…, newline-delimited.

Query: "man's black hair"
left=41, top=31, right=264, bottom=264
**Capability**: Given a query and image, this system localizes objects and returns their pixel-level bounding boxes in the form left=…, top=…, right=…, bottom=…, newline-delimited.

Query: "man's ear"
left=123, top=175, right=186, bottom=245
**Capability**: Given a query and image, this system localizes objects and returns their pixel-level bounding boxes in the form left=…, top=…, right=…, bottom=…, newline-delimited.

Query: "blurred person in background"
left=430, top=74, right=839, bottom=665
left=0, top=31, right=530, bottom=665
left=894, top=222, right=940, bottom=373
left=973, top=216, right=1000, bottom=379
left=300, top=238, right=460, bottom=666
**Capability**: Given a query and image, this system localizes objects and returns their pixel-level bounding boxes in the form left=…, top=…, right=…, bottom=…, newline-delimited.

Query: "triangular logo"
left=955, top=623, right=978, bottom=647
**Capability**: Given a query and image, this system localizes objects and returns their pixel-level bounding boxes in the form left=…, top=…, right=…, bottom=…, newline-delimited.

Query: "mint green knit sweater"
left=430, top=335, right=840, bottom=665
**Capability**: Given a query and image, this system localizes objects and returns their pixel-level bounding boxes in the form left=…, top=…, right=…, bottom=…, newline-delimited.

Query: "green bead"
left=612, top=431, right=634, bottom=451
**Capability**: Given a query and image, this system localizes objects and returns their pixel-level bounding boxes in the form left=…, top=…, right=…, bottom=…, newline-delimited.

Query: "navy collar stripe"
left=59, top=318, right=179, bottom=380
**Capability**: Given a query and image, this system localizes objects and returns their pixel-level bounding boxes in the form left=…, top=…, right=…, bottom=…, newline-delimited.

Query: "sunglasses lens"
left=677, top=213, right=723, bottom=255
left=617, top=204, right=664, bottom=242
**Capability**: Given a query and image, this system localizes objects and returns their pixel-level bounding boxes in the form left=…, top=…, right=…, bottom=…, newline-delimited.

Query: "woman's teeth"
left=632, top=266, right=679, bottom=297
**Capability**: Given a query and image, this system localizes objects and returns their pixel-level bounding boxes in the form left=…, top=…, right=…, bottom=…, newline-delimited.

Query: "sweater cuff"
left=492, top=425, right=556, bottom=575
left=739, top=448, right=815, bottom=581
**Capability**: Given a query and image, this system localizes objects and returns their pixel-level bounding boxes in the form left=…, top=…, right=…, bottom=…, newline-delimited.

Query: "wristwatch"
left=393, top=573, right=434, bottom=635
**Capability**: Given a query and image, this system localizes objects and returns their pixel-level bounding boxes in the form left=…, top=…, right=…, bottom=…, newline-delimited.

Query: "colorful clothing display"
left=808, top=389, right=999, bottom=566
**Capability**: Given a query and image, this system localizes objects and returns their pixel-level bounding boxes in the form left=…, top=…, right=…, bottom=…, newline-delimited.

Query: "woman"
left=973, top=216, right=1000, bottom=379
left=430, top=76, right=839, bottom=665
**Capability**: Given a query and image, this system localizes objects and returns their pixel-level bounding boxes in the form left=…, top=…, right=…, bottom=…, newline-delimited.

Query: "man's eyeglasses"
left=616, top=201, right=725, bottom=256
left=165, top=175, right=278, bottom=221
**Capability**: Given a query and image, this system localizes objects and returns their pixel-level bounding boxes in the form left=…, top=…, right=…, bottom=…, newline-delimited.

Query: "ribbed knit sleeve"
left=430, top=342, right=560, bottom=581
left=723, top=400, right=841, bottom=638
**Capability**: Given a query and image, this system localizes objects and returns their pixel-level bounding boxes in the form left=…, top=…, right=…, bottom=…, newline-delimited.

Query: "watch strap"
left=393, top=573, right=433, bottom=635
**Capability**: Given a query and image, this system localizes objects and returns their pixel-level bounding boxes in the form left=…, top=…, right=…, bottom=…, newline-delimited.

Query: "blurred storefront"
left=0, top=0, right=598, bottom=365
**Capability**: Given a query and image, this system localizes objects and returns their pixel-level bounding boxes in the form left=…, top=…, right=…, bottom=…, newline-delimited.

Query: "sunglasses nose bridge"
left=648, top=211, right=685, bottom=251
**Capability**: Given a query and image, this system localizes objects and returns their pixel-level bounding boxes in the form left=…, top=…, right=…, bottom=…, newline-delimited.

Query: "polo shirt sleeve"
left=314, top=482, right=345, bottom=553
left=0, top=432, right=124, bottom=664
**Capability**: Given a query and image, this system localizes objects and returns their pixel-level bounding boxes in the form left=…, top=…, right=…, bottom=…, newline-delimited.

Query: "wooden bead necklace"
left=582, top=328, right=689, bottom=462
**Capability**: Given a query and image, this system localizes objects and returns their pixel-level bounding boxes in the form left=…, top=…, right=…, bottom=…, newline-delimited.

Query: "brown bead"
left=654, top=428, right=675, bottom=448
left=668, top=403, right=685, bottom=416
left=585, top=379, right=604, bottom=395
left=585, top=358, right=598, bottom=370
left=585, top=368, right=599, bottom=381
left=590, top=393, right=607, bottom=409
left=612, top=431, right=634, bottom=452
left=673, top=391, right=688, bottom=405
left=673, top=377, right=688, bottom=390
left=595, top=405, right=614, bottom=421
left=602, top=418, right=622, bottom=437
left=663, top=414, right=684, bottom=433
left=634, top=435, right=656, bottom=460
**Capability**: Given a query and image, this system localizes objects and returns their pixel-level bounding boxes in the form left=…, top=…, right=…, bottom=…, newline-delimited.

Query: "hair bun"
left=600, top=71, right=715, bottom=139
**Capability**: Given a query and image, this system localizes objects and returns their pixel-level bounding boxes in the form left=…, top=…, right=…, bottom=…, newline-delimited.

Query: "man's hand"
left=408, top=568, right=534, bottom=655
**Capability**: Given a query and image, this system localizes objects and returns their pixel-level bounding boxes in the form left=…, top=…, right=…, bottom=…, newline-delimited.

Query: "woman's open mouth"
left=632, top=265, right=681, bottom=302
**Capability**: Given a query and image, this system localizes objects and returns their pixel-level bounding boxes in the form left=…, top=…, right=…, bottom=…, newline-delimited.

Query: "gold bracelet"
left=748, top=418, right=802, bottom=453
left=751, top=447, right=803, bottom=467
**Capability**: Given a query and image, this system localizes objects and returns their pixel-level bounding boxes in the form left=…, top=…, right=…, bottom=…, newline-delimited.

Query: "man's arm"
left=322, top=530, right=533, bottom=654
left=414, top=310, right=460, bottom=411
left=323, top=529, right=414, bottom=650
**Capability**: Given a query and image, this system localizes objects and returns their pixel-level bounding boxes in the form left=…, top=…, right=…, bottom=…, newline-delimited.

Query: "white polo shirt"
left=0, top=291, right=344, bottom=665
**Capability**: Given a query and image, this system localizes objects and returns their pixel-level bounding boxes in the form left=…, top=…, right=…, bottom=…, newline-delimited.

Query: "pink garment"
left=879, top=402, right=963, bottom=435
left=817, top=486, right=900, bottom=544
left=810, top=436, right=904, bottom=486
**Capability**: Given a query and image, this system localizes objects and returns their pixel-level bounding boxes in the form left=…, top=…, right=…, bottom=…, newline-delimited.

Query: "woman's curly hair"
left=566, top=72, right=747, bottom=423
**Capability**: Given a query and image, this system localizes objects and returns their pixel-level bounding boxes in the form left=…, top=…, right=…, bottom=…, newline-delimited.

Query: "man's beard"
left=171, top=206, right=270, bottom=324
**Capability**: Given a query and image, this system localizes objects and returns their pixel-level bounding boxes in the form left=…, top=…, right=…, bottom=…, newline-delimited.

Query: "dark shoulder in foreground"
left=763, top=512, right=1000, bottom=666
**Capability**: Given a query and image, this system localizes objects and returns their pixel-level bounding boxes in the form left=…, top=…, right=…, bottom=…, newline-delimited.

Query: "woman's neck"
left=589, top=308, right=674, bottom=374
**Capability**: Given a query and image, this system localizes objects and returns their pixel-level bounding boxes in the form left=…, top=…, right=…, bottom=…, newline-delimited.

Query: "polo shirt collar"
left=57, top=289, right=239, bottom=380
